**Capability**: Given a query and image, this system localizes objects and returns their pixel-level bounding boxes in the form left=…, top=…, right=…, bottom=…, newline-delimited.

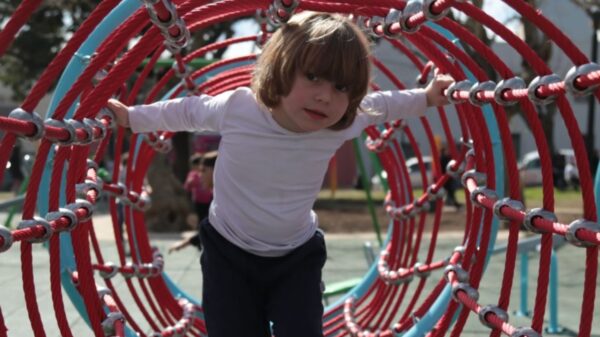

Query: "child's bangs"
left=298, top=37, right=367, bottom=96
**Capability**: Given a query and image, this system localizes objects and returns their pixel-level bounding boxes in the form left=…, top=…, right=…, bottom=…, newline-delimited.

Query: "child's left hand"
left=425, top=74, right=454, bottom=107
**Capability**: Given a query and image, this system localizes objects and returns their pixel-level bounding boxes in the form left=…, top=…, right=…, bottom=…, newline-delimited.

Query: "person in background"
left=184, top=152, right=214, bottom=225
left=8, top=142, right=24, bottom=194
left=113, top=152, right=129, bottom=255
left=439, top=144, right=461, bottom=210
left=169, top=151, right=218, bottom=253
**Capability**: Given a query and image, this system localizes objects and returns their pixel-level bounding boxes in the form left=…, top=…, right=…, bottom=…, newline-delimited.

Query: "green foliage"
left=0, top=1, right=243, bottom=102
left=0, top=0, right=100, bottom=101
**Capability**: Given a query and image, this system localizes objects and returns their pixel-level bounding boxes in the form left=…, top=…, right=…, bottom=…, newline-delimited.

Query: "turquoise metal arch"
left=316, top=21, right=506, bottom=336
left=40, top=2, right=151, bottom=337
left=399, top=22, right=505, bottom=337
left=42, top=1, right=258, bottom=334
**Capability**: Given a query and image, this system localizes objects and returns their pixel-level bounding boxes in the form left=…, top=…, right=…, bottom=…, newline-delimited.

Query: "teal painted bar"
left=402, top=21, right=505, bottom=337
left=546, top=250, right=563, bottom=334
left=43, top=1, right=141, bottom=336
left=323, top=222, right=391, bottom=318
left=514, top=252, right=530, bottom=317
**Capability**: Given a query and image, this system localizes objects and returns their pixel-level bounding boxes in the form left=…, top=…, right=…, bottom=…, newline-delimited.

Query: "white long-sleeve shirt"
left=129, top=87, right=427, bottom=256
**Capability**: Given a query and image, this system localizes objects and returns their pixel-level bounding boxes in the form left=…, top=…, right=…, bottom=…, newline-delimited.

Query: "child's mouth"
left=304, top=108, right=327, bottom=120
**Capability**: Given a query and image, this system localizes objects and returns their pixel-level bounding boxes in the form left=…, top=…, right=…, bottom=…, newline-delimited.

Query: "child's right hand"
left=106, top=98, right=130, bottom=128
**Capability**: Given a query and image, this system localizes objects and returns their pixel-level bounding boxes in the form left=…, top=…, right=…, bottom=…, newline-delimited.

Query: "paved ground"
left=0, top=213, right=598, bottom=337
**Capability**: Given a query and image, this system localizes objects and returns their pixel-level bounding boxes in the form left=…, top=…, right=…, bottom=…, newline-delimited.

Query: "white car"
left=405, top=156, right=433, bottom=188
left=372, top=156, right=433, bottom=189
left=518, top=149, right=578, bottom=188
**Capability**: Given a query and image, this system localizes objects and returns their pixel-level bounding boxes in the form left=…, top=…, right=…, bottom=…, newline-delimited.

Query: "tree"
left=458, top=0, right=555, bottom=155
left=0, top=0, right=100, bottom=101
left=457, top=0, right=497, bottom=82
left=0, top=2, right=242, bottom=231
left=570, top=0, right=600, bottom=7
left=455, top=0, right=554, bottom=204
left=568, top=0, right=600, bottom=173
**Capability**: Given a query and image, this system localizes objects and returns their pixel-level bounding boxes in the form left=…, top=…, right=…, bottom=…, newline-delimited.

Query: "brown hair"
left=252, top=11, right=371, bottom=130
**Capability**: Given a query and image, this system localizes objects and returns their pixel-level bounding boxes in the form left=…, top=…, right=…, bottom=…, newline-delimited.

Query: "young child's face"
left=200, top=165, right=214, bottom=188
left=271, top=71, right=349, bottom=133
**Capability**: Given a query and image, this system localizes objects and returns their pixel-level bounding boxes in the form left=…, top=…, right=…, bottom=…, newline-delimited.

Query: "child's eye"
left=335, top=84, right=349, bottom=92
left=306, top=73, right=318, bottom=82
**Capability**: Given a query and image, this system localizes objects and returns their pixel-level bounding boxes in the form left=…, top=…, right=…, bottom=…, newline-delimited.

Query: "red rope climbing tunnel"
left=0, top=1, right=598, bottom=337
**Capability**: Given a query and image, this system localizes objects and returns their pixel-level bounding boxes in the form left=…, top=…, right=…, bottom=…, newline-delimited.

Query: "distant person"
left=564, top=154, right=579, bottom=190
left=116, top=152, right=129, bottom=255
left=169, top=151, right=217, bottom=253
left=440, top=145, right=461, bottom=210
left=184, top=152, right=214, bottom=225
left=9, top=143, right=24, bottom=194
left=592, top=149, right=600, bottom=178
left=552, top=152, right=567, bottom=190
left=107, top=11, right=453, bottom=337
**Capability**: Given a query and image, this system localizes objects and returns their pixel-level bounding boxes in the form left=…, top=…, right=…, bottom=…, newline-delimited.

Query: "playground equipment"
left=0, top=1, right=599, bottom=337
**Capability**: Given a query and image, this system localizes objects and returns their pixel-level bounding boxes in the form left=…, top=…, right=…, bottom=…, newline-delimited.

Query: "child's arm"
left=168, top=236, right=193, bottom=253
left=106, top=90, right=236, bottom=134
left=358, top=74, right=454, bottom=127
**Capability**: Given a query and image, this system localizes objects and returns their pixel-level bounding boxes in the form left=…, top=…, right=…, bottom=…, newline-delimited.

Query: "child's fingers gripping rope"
left=106, top=98, right=130, bottom=128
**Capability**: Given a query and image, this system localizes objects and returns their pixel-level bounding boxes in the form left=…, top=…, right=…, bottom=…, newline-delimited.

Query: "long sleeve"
left=342, top=88, right=428, bottom=139
left=360, top=88, right=428, bottom=125
left=128, top=90, right=234, bottom=133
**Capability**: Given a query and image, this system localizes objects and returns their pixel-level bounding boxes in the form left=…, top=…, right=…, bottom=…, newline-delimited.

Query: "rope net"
left=0, top=0, right=598, bottom=336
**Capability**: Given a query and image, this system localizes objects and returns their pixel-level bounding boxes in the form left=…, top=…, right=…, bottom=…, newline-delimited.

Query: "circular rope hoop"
left=0, top=1, right=598, bottom=337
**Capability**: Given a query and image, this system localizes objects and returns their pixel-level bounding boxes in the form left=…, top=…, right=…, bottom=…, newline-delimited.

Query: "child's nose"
left=314, top=83, right=334, bottom=102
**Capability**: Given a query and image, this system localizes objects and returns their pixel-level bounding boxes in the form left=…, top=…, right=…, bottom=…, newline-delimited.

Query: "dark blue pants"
left=199, top=219, right=326, bottom=337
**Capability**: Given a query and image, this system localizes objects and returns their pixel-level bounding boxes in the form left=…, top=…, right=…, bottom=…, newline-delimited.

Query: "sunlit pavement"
left=0, top=214, right=595, bottom=336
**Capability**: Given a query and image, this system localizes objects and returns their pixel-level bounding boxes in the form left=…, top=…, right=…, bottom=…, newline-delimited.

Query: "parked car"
left=405, top=156, right=433, bottom=188
left=371, top=156, right=433, bottom=189
left=518, top=149, right=578, bottom=188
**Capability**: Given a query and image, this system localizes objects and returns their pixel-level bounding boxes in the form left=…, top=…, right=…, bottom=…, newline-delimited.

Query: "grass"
left=523, top=186, right=583, bottom=209
left=0, top=186, right=585, bottom=212
left=318, top=186, right=584, bottom=210
left=318, top=188, right=386, bottom=202
left=0, top=191, right=14, bottom=201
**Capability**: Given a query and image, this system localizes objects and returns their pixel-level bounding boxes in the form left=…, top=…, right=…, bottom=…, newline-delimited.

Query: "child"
left=184, top=152, right=215, bottom=224
left=169, top=151, right=218, bottom=253
left=107, top=11, right=452, bottom=337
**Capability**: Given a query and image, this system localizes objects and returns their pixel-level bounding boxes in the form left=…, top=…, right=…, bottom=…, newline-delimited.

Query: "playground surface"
left=0, top=210, right=596, bottom=337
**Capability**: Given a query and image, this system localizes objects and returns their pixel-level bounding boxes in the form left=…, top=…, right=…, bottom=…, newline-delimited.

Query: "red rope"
left=0, top=0, right=43, bottom=58
left=0, top=306, right=6, bottom=337
left=426, top=11, right=526, bottom=329
left=20, top=0, right=120, bottom=112
left=1, top=1, right=599, bottom=337
left=21, top=241, right=47, bottom=337
left=48, top=146, right=75, bottom=337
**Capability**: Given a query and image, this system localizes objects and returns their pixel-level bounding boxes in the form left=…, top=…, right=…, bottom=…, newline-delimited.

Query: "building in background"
left=370, top=0, right=598, bottom=164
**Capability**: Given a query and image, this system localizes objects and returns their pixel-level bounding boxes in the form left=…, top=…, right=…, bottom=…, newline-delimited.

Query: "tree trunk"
left=172, top=132, right=191, bottom=183
left=145, top=154, right=192, bottom=232
left=537, top=104, right=557, bottom=156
